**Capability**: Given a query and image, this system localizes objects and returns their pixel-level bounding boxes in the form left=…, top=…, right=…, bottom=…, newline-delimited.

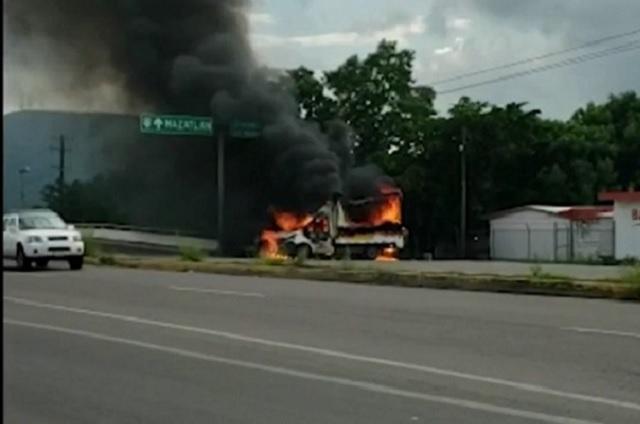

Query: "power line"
left=429, top=27, right=640, bottom=86
left=436, top=40, right=640, bottom=95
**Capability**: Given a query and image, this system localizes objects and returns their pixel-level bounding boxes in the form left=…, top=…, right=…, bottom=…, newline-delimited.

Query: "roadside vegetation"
left=621, top=266, right=640, bottom=285
left=85, top=255, right=640, bottom=301
left=179, top=245, right=206, bottom=262
left=529, top=264, right=572, bottom=283
left=82, top=234, right=101, bottom=258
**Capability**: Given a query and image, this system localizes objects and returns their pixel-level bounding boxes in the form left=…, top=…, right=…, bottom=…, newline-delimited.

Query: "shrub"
left=261, top=257, right=289, bottom=266
left=529, top=264, right=543, bottom=278
left=99, top=255, right=116, bottom=266
left=83, top=235, right=101, bottom=258
left=529, top=264, right=570, bottom=282
left=621, top=266, right=640, bottom=285
left=179, top=245, right=206, bottom=262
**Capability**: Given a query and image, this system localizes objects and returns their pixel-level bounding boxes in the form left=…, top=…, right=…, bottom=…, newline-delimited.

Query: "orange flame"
left=376, top=246, right=398, bottom=261
left=260, top=230, right=281, bottom=258
left=259, top=210, right=313, bottom=258
left=273, top=211, right=313, bottom=231
left=368, top=189, right=402, bottom=227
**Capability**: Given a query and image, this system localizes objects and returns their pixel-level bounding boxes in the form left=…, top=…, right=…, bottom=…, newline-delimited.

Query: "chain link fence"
left=491, top=222, right=614, bottom=262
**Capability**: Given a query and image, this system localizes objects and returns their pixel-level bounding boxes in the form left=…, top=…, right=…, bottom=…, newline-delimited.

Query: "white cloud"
left=434, top=46, right=453, bottom=55
left=447, top=17, right=471, bottom=31
left=433, top=37, right=466, bottom=56
left=252, top=15, right=425, bottom=49
left=374, top=15, right=426, bottom=42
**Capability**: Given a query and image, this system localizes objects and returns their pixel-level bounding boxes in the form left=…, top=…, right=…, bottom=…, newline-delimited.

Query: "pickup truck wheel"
left=16, top=246, right=32, bottom=271
left=69, top=257, right=84, bottom=270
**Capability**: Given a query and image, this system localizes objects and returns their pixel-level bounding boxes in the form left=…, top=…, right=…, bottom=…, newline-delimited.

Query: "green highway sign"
left=140, top=114, right=214, bottom=136
left=230, top=121, right=262, bottom=139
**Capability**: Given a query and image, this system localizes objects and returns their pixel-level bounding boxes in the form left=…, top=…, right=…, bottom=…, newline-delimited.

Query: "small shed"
left=488, top=205, right=613, bottom=262
left=599, top=191, right=640, bottom=260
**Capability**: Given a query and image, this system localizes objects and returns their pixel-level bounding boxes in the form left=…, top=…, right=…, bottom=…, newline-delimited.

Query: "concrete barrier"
left=77, top=225, right=218, bottom=254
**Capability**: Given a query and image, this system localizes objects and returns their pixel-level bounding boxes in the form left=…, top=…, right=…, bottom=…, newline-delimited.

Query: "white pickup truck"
left=3, top=209, right=85, bottom=270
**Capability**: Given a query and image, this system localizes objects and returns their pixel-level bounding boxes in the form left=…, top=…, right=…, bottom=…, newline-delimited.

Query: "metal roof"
left=486, top=205, right=613, bottom=221
left=599, top=191, right=640, bottom=203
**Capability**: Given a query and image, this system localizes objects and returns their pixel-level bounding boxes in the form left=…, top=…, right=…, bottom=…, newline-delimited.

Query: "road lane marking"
left=168, top=286, right=265, bottom=298
left=4, top=319, right=601, bottom=424
left=4, top=295, right=639, bottom=412
left=563, top=327, right=640, bottom=340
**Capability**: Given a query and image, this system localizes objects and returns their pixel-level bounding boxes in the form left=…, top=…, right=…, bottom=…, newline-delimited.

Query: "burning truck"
left=260, top=185, right=407, bottom=260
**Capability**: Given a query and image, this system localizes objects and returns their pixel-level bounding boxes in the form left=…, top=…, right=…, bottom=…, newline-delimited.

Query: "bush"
left=179, top=245, right=206, bottom=262
left=260, top=257, right=290, bottom=266
left=529, top=264, right=570, bottom=282
left=621, top=266, right=640, bottom=285
left=99, top=255, right=116, bottom=266
left=529, top=264, right=543, bottom=278
left=83, top=235, right=101, bottom=258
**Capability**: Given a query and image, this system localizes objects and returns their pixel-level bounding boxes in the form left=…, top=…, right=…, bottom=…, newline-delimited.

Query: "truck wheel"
left=69, top=257, right=84, bottom=270
left=296, top=244, right=311, bottom=262
left=16, top=246, right=32, bottom=271
left=335, top=247, right=350, bottom=260
left=365, top=246, right=379, bottom=260
left=35, top=259, right=49, bottom=269
left=283, top=242, right=297, bottom=258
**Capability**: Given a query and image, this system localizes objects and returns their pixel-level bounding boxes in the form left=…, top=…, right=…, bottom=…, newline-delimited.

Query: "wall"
left=614, top=201, right=640, bottom=259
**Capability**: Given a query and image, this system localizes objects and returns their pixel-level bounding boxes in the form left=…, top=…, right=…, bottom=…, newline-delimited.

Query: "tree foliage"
left=286, top=40, right=639, bottom=255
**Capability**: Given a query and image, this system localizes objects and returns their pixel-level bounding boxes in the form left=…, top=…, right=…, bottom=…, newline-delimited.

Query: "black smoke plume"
left=5, top=0, right=395, bottom=253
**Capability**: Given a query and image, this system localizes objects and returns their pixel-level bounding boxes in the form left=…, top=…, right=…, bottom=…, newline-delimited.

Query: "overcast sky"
left=249, top=0, right=640, bottom=119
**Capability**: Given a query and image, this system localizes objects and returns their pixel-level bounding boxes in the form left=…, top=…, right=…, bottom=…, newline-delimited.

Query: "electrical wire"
left=429, top=27, right=640, bottom=86
left=436, top=40, right=640, bottom=95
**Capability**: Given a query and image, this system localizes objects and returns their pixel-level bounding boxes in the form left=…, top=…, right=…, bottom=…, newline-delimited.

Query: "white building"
left=488, top=205, right=614, bottom=262
left=599, top=191, right=640, bottom=260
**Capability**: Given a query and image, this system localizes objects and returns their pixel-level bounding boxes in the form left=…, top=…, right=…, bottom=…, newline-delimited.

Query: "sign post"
left=217, top=130, right=225, bottom=249
left=139, top=114, right=262, bottom=253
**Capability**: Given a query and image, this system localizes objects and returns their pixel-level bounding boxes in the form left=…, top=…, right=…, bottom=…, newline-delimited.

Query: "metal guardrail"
left=73, top=223, right=203, bottom=238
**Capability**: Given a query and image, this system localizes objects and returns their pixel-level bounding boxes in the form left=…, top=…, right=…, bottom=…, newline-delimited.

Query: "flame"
left=259, top=210, right=313, bottom=258
left=376, top=246, right=398, bottom=261
left=273, top=211, right=313, bottom=231
left=368, top=189, right=402, bottom=226
left=260, top=230, right=281, bottom=258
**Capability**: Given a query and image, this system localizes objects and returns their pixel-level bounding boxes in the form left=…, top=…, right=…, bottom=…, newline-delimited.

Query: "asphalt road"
left=3, top=263, right=640, bottom=423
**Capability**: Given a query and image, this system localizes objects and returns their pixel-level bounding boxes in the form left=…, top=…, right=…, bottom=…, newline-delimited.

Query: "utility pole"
left=19, top=166, right=31, bottom=208
left=459, top=127, right=468, bottom=259
left=51, top=135, right=69, bottom=210
left=217, top=130, right=225, bottom=252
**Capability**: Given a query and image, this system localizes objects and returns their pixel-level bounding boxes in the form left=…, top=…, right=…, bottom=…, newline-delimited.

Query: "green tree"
left=325, top=40, right=435, bottom=163
left=41, top=176, right=125, bottom=223
left=285, top=38, right=638, bottom=257
left=288, top=67, right=337, bottom=123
